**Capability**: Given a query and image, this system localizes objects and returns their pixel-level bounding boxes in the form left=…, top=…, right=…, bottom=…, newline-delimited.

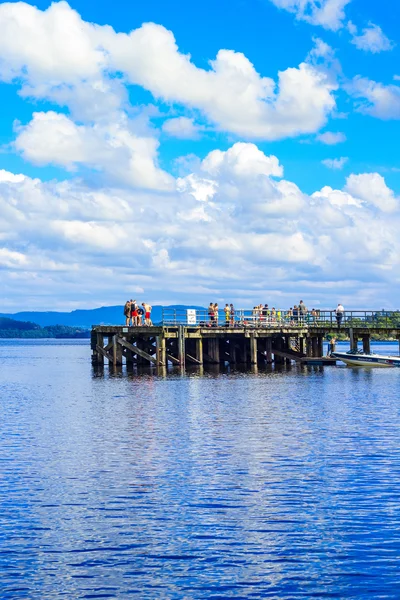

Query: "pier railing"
left=161, top=308, right=400, bottom=329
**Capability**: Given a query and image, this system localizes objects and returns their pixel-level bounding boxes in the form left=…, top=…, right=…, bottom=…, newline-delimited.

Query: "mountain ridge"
left=0, top=305, right=205, bottom=328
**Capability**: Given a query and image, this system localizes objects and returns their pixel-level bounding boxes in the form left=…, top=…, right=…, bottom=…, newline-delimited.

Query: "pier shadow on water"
left=92, top=361, right=327, bottom=379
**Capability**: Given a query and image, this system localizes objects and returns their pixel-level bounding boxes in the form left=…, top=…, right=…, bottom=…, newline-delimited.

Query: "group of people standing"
left=123, top=299, right=152, bottom=327
left=208, top=303, right=236, bottom=326
left=207, top=300, right=345, bottom=327
left=249, top=301, right=316, bottom=324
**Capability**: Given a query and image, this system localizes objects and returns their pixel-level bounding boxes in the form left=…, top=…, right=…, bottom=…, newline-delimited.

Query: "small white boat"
left=332, top=350, right=400, bottom=368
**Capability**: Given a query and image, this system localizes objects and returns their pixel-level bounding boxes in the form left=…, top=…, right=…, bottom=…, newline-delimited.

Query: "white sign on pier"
left=187, top=309, right=197, bottom=325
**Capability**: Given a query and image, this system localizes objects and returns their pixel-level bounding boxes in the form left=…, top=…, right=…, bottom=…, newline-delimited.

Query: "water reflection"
left=1, top=340, right=400, bottom=598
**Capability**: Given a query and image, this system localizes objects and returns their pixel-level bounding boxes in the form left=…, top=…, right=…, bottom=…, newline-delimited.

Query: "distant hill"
left=0, top=316, right=90, bottom=338
left=0, top=305, right=205, bottom=329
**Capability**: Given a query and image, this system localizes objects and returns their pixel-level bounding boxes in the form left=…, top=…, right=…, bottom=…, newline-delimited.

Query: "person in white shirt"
left=335, top=303, right=344, bottom=330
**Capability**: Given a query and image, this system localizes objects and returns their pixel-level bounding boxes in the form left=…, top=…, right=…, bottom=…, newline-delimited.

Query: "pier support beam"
left=317, top=336, right=324, bottom=358
left=178, top=326, right=185, bottom=367
left=311, top=337, right=318, bottom=358
left=250, top=335, right=258, bottom=365
left=208, top=338, right=220, bottom=364
left=273, top=337, right=284, bottom=365
left=195, top=337, right=204, bottom=365
left=237, top=338, right=247, bottom=364
left=156, top=335, right=166, bottom=366
left=362, top=335, right=371, bottom=355
left=228, top=339, right=237, bottom=364
left=349, top=328, right=358, bottom=352
left=266, top=338, right=273, bottom=364
left=94, top=332, right=105, bottom=365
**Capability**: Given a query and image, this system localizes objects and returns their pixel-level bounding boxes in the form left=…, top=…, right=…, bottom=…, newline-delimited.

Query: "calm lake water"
left=1, top=340, right=400, bottom=599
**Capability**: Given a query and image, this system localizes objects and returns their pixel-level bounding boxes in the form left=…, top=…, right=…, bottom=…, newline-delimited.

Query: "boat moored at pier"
left=332, top=350, right=400, bottom=368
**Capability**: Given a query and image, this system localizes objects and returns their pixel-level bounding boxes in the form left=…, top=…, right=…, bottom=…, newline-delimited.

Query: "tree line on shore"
left=0, top=317, right=90, bottom=338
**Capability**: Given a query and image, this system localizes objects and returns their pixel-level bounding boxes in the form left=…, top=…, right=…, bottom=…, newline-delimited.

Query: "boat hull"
left=332, top=352, right=400, bottom=368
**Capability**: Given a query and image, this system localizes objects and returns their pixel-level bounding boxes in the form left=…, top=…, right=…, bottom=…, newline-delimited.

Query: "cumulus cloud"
left=350, top=22, right=393, bottom=54
left=348, top=77, right=400, bottom=119
left=14, top=111, right=174, bottom=190
left=345, top=173, right=399, bottom=213
left=162, top=117, right=200, bottom=139
left=268, top=0, right=350, bottom=31
left=0, top=1, right=337, bottom=140
left=0, top=3, right=399, bottom=308
left=201, top=143, right=284, bottom=178
left=1, top=142, right=400, bottom=308
left=322, top=157, right=348, bottom=170
left=316, top=131, right=346, bottom=144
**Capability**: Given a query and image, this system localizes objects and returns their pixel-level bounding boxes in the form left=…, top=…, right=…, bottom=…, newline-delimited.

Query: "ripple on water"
left=0, top=340, right=400, bottom=598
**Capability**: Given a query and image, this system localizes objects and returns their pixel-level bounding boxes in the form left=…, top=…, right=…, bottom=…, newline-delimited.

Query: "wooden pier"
left=90, top=324, right=335, bottom=370
left=91, top=311, right=400, bottom=371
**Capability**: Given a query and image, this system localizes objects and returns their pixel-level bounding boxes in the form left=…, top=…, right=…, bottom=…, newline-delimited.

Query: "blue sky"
left=0, top=0, right=399, bottom=310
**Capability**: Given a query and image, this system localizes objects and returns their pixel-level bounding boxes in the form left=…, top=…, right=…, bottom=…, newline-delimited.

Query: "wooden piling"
left=195, top=337, right=203, bottom=365
left=317, top=336, right=324, bottom=358
left=311, top=337, right=318, bottom=358
left=250, top=335, right=257, bottom=365
left=228, top=338, right=237, bottom=364
left=349, top=328, right=358, bottom=351
left=362, top=335, right=371, bottom=354
left=266, top=337, right=273, bottom=364
left=156, top=335, right=166, bottom=366
left=178, top=326, right=185, bottom=367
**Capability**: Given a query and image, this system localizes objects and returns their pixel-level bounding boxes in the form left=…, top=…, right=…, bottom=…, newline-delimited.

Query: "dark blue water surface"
left=1, top=340, right=400, bottom=599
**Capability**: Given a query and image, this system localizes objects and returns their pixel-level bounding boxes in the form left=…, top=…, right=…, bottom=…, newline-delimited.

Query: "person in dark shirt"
left=293, top=305, right=298, bottom=323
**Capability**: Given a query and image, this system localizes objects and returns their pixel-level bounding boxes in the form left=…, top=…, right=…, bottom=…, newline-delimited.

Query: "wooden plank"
left=112, top=335, right=117, bottom=365
left=96, top=344, right=113, bottom=362
left=272, top=348, right=303, bottom=363
left=186, top=353, right=202, bottom=365
left=167, top=353, right=180, bottom=365
left=116, top=336, right=158, bottom=365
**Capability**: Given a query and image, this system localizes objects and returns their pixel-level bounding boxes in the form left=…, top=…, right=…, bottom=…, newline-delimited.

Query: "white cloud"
left=162, top=117, right=200, bottom=139
left=316, top=131, right=346, bottom=144
left=1, top=143, right=400, bottom=308
left=269, top=1, right=393, bottom=58
left=0, top=170, right=26, bottom=183
left=0, top=3, right=399, bottom=308
left=14, top=111, right=174, bottom=191
left=348, top=77, right=400, bottom=119
left=201, top=143, right=284, bottom=178
left=350, top=22, right=393, bottom=54
left=268, top=0, right=350, bottom=31
left=322, top=157, right=348, bottom=170
left=109, top=25, right=337, bottom=139
left=0, top=2, right=337, bottom=140
left=345, top=173, right=399, bottom=213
